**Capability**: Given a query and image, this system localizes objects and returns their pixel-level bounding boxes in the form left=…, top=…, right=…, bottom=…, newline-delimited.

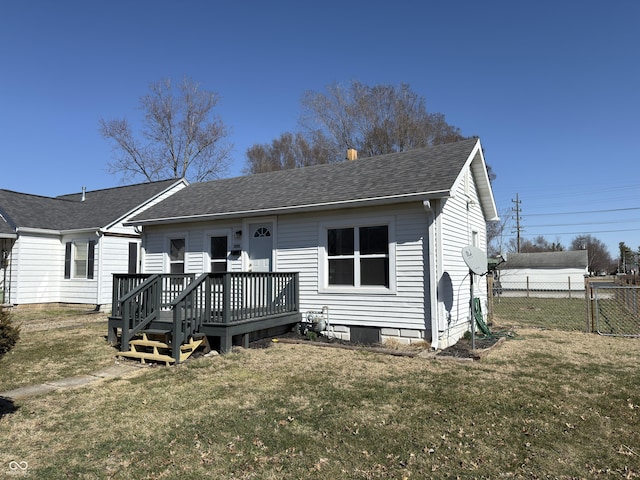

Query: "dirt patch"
left=436, top=334, right=508, bottom=360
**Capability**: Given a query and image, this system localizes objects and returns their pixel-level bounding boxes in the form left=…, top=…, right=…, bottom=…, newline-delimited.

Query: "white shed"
left=498, top=251, right=588, bottom=291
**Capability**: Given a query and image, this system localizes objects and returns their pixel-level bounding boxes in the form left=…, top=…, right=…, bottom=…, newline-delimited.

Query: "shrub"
left=0, top=306, right=20, bottom=359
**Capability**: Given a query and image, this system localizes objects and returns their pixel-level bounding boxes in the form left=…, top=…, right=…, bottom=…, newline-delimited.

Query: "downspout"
left=96, top=229, right=104, bottom=308
left=423, top=200, right=439, bottom=350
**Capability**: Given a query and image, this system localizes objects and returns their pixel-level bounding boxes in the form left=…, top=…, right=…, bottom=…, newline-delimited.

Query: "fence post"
left=526, top=276, right=530, bottom=298
left=584, top=276, right=591, bottom=333
left=568, top=276, right=572, bottom=299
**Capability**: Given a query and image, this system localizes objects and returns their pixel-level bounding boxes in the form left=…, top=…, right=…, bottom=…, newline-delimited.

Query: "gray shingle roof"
left=502, top=251, right=589, bottom=269
left=0, top=179, right=180, bottom=232
left=131, top=138, right=484, bottom=224
left=0, top=213, right=15, bottom=237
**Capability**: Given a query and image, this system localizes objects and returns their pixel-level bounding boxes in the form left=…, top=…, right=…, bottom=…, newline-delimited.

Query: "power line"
left=526, top=218, right=640, bottom=228
left=499, top=227, right=640, bottom=237
left=523, top=206, right=640, bottom=217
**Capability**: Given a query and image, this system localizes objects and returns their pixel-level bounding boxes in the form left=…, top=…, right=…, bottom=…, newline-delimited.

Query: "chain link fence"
left=486, top=276, right=640, bottom=337
left=487, top=276, right=589, bottom=332
left=590, top=284, right=640, bottom=337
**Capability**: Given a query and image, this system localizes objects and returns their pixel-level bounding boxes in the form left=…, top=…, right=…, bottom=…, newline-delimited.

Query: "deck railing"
left=113, top=272, right=299, bottom=358
left=112, top=274, right=151, bottom=317
left=116, top=273, right=195, bottom=350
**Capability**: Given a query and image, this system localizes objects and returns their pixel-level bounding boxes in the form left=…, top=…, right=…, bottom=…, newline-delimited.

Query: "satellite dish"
left=461, top=245, right=488, bottom=275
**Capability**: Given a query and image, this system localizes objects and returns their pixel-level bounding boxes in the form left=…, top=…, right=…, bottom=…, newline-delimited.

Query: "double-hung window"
left=326, top=224, right=391, bottom=289
left=64, top=240, right=95, bottom=279
left=210, top=236, right=228, bottom=272
left=169, top=238, right=185, bottom=274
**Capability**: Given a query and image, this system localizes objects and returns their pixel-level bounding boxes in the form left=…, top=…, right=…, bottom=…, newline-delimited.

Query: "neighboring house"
left=126, top=138, right=498, bottom=349
left=0, top=179, right=187, bottom=308
left=498, top=250, right=588, bottom=291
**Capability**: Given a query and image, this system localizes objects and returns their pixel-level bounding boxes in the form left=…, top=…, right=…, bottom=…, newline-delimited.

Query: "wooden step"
left=129, top=338, right=170, bottom=349
left=141, top=329, right=171, bottom=338
left=119, top=334, right=209, bottom=365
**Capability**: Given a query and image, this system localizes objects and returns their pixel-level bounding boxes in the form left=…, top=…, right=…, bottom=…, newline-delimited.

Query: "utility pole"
left=512, top=194, right=522, bottom=253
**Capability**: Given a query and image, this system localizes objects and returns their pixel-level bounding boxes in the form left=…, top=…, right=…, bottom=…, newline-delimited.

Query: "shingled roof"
left=130, top=138, right=497, bottom=225
left=0, top=179, right=182, bottom=233
left=0, top=213, right=15, bottom=238
left=502, top=251, right=589, bottom=269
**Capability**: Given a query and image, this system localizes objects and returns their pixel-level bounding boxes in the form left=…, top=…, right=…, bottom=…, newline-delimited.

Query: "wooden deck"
left=108, top=272, right=300, bottom=363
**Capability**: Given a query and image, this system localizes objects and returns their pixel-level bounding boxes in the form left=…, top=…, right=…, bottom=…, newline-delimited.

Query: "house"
left=122, top=137, right=498, bottom=350
left=0, top=179, right=187, bottom=308
left=498, top=250, right=588, bottom=292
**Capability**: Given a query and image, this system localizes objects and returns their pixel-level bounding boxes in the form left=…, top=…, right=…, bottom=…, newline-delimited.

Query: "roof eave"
left=103, top=178, right=189, bottom=230
left=127, top=190, right=453, bottom=227
left=16, top=227, right=62, bottom=236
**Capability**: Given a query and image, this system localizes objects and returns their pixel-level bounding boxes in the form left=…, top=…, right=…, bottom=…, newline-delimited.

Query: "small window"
left=254, top=227, right=271, bottom=238
left=210, top=236, right=228, bottom=273
left=75, top=242, right=88, bottom=278
left=169, top=238, right=185, bottom=274
left=64, top=240, right=95, bottom=279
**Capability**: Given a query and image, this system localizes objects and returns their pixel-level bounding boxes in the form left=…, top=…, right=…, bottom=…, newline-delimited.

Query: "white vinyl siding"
left=438, top=164, right=488, bottom=343
left=59, top=235, right=98, bottom=304
left=278, top=204, right=426, bottom=331
left=97, top=236, right=143, bottom=305
left=141, top=204, right=428, bottom=331
left=11, top=235, right=62, bottom=304
left=142, top=222, right=242, bottom=274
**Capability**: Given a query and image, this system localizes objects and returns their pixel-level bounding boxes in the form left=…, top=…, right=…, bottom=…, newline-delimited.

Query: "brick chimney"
left=347, top=148, right=357, bottom=161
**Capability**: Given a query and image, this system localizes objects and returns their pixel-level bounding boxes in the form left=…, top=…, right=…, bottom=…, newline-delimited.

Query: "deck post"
left=223, top=273, right=231, bottom=324
left=220, top=330, right=233, bottom=353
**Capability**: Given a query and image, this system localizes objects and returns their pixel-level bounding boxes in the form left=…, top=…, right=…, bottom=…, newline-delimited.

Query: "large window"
left=210, top=236, right=228, bottom=272
left=169, top=238, right=185, bottom=274
left=64, top=240, right=95, bottom=279
left=327, top=225, right=389, bottom=288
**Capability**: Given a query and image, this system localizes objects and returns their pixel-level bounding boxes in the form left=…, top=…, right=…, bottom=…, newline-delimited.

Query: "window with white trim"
left=64, top=240, right=95, bottom=279
left=327, top=225, right=389, bottom=288
left=169, top=238, right=185, bottom=274
left=210, top=235, right=228, bottom=273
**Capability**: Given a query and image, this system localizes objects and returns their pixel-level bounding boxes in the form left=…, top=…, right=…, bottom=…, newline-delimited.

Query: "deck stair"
left=119, top=329, right=209, bottom=366
left=110, top=272, right=301, bottom=363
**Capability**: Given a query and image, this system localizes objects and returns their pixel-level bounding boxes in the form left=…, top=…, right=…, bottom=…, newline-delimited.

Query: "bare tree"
left=244, top=131, right=336, bottom=175
left=570, top=235, right=612, bottom=275
left=299, top=81, right=465, bottom=159
left=486, top=208, right=512, bottom=257
left=511, top=236, right=564, bottom=253
left=100, top=78, right=232, bottom=183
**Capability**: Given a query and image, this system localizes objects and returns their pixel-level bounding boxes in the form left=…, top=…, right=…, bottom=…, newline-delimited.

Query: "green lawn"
left=492, top=296, right=589, bottom=331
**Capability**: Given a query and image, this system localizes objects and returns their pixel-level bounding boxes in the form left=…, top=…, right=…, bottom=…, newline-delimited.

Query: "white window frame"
left=319, top=217, right=396, bottom=294
left=165, top=234, right=187, bottom=274
left=74, top=241, right=89, bottom=279
left=64, top=240, right=96, bottom=280
left=204, top=229, right=231, bottom=273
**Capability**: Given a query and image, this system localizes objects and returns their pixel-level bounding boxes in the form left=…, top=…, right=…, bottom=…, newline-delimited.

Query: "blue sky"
left=1, top=1, right=638, bottom=259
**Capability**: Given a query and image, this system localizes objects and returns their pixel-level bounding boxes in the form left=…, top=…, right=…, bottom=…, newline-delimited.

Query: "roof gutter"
left=59, top=227, right=103, bottom=235
left=16, top=226, right=62, bottom=235
left=126, top=189, right=453, bottom=227
left=0, top=233, right=17, bottom=239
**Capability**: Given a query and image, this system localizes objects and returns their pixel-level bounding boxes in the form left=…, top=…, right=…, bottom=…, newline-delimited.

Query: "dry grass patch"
left=0, top=311, right=114, bottom=391
left=1, top=328, right=639, bottom=478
